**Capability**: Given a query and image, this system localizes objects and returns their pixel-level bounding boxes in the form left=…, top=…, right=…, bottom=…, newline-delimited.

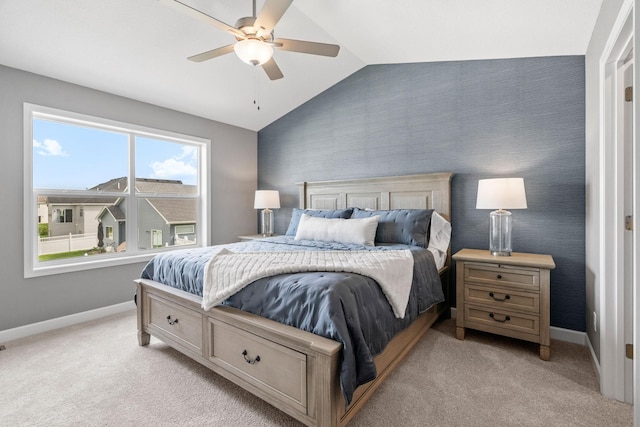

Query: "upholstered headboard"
left=297, top=172, right=453, bottom=220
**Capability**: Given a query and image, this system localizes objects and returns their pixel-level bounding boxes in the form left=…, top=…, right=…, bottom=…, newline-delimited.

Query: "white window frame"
left=174, top=224, right=195, bottom=235
left=24, top=103, right=211, bottom=278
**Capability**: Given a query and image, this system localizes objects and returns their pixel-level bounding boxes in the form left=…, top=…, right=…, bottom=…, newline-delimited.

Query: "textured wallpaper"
left=258, top=56, right=585, bottom=331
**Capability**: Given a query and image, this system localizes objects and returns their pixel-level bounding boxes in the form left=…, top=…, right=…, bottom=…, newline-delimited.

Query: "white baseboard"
left=1, top=303, right=596, bottom=354
left=550, top=326, right=587, bottom=345
left=585, top=332, right=601, bottom=380
left=0, top=301, right=135, bottom=343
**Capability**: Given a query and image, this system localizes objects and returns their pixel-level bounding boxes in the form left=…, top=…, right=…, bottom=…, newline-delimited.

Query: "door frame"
left=599, top=0, right=635, bottom=409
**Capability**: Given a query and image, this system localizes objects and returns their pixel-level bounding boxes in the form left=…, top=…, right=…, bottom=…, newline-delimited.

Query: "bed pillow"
left=294, top=214, right=379, bottom=246
left=427, top=211, right=451, bottom=269
left=285, top=208, right=354, bottom=236
left=352, top=208, right=434, bottom=247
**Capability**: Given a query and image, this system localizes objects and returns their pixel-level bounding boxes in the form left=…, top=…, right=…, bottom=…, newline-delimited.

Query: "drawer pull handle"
left=496, top=274, right=503, bottom=279
left=489, top=312, right=510, bottom=323
left=489, top=292, right=511, bottom=302
left=242, top=350, right=261, bottom=364
left=166, top=315, right=179, bottom=326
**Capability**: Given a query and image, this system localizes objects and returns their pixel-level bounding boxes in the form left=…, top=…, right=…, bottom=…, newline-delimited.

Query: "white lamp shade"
left=254, top=190, right=280, bottom=209
left=476, top=178, right=527, bottom=210
left=234, top=39, right=274, bottom=65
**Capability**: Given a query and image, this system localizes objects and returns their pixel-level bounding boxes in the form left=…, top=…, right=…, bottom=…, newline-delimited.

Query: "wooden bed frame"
left=135, top=172, right=453, bottom=426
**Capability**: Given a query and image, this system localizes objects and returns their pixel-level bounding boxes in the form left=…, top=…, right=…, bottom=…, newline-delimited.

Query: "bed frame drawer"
left=209, top=318, right=307, bottom=413
left=148, top=294, right=203, bottom=354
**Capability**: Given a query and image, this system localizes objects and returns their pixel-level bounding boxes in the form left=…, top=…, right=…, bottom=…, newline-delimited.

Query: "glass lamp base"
left=260, top=208, right=274, bottom=237
left=489, top=209, right=512, bottom=256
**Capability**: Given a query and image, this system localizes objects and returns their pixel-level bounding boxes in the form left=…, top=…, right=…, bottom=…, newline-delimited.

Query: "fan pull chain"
left=253, top=65, right=260, bottom=111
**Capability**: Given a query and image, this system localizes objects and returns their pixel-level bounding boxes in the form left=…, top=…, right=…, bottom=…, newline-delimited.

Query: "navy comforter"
left=140, top=236, right=444, bottom=404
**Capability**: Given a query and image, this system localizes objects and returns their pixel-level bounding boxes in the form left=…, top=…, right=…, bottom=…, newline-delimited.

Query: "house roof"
left=145, top=198, right=196, bottom=225
left=47, top=177, right=197, bottom=224
left=135, top=179, right=197, bottom=195
left=105, top=205, right=126, bottom=222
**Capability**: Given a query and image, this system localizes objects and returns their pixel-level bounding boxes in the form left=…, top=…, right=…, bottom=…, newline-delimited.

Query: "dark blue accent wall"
left=258, top=56, right=585, bottom=331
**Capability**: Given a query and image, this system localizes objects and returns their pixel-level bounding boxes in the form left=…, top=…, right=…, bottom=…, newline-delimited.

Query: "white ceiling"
left=0, top=0, right=602, bottom=131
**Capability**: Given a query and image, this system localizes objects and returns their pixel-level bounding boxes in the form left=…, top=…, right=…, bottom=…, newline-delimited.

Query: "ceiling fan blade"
left=261, top=58, right=284, bottom=80
left=254, top=0, right=293, bottom=35
left=274, top=38, right=340, bottom=57
left=159, top=0, right=246, bottom=39
left=188, top=44, right=235, bottom=62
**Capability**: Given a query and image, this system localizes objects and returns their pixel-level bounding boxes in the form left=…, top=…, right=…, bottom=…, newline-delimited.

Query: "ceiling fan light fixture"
left=234, top=39, right=273, bottom=65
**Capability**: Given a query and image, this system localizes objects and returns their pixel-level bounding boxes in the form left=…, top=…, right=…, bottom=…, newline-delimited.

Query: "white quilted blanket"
left=201, top=249, right=414, bottom=318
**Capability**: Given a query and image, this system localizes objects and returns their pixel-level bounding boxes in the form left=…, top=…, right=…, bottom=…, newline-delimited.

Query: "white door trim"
left=633, top=3, right=640, bottom=421
left=598, top=0, right=633, bottom=402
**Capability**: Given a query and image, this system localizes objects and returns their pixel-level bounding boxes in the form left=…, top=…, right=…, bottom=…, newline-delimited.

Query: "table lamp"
left=254, top=190, right=280, bottom=236
left=476, top=178, right=527, bottom=256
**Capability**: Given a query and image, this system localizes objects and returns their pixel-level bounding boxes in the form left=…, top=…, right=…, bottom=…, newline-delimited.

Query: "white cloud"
left=176, top=145, right=197, bottom=161
left=149, top=158, right=197, bottom=179
left=33, top=139, right=68, bottom=157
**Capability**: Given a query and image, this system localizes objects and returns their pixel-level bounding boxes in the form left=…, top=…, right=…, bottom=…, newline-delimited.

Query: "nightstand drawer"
left=465, top=263, right=539, bottom=291
left=465, top=304, right=540, bottom=337
left=465, top=284, right=540, bottom=314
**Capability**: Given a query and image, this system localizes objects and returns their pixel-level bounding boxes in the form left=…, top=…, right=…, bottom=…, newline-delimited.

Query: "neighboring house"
left=44, top=176, right=196, bottom=251
left=96, top=177, right=197, bottom=251
left=45, top=177, right=125, bottom=238
left=37, top=196, right=48, bottom=225
left=46, top=199, right=113, bottom=237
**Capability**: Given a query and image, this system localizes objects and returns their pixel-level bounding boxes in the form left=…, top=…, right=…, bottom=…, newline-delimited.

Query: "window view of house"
left=27, top=106, right=207, bottom=275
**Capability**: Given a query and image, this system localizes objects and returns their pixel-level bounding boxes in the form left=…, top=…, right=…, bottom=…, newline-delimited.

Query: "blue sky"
left=33, top=119, right=198, bottom=190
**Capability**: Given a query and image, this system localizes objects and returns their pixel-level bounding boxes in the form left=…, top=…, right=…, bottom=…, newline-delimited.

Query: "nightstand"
left=238, top=234, right=282, bottom=242
left=453, top=248, right=556, bottom=360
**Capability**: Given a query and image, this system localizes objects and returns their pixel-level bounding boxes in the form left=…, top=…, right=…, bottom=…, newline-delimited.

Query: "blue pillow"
left=285, top=208, right=354, bottom=236
left=352, top=208, right=434, bottom=247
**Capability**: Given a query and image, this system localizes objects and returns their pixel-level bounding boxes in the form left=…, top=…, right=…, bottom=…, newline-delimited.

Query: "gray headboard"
left=297, top=172, right=453, bottom=220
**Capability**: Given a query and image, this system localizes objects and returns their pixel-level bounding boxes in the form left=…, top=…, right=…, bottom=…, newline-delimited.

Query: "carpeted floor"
left=0, top=310, right=633, bottom=426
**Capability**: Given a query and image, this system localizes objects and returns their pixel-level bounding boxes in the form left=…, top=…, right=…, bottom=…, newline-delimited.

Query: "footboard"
left=136, top=278, right=343, bottom=426
left=136, top=276, right=447, bottom=426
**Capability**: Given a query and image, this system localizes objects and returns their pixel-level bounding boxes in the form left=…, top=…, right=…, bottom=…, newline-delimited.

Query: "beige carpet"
left=0, top=310, right=632, bottom=426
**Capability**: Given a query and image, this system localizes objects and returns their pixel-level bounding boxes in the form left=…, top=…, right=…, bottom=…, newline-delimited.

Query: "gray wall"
left=0, top=65, right=257, bottom=331
left=259, top=56, right=586, bottom=331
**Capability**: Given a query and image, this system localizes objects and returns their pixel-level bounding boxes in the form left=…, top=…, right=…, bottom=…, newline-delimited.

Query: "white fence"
left=38, top=233, right=97, bottom=256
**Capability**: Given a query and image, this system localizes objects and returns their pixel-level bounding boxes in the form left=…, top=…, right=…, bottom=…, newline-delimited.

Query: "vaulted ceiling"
left=0, top=0, right=602, bottom=131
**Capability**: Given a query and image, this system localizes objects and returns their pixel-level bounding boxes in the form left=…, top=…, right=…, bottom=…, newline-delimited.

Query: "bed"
left=135, top=172, right=453, bottom=426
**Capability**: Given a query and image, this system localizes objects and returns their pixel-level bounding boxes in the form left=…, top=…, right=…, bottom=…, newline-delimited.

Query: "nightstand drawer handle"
left=489, top=292, right=511, bottom=302
left=496, top=274, right=503, bottom=279
left=242, top=349, right=261, bottom=364
left=489, top=312, right=510, bottom=323
left=166, top=315, right=178, bottom=326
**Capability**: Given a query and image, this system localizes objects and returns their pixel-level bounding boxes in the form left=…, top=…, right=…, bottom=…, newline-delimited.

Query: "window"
left=55, top=208, right=73, bottom=223
left=175, top=225, right=195, bottom=235
left=24, top=104, right=210, bottom=277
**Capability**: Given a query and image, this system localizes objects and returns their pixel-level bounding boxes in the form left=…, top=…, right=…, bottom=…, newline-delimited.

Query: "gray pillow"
left=352, top=208, right=434, bottom=247
left=285, top=208, right=354, bottom=236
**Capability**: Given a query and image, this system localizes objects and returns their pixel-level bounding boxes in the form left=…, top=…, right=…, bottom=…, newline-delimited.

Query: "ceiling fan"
left=160, top=0, right=340, bottom=80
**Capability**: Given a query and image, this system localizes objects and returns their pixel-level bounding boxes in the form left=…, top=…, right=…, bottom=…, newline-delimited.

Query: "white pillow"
left=294, top=214, right=380, bottom=246
left=427, top=211, right=451, bottom=269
